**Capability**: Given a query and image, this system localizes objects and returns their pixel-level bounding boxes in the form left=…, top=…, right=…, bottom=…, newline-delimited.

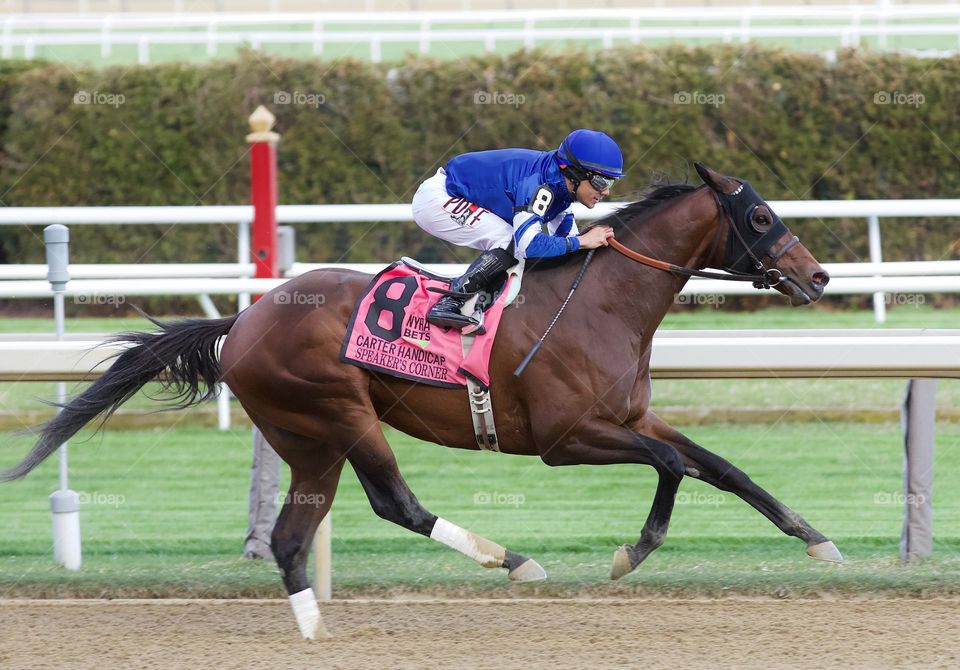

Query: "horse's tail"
left=0, top=313, right=240, bottom=482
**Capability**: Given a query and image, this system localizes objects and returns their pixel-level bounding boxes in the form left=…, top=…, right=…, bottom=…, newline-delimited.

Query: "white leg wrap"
left=430, top=517, right=504, bottom=568
left=289, top=588, right=322, bottom=640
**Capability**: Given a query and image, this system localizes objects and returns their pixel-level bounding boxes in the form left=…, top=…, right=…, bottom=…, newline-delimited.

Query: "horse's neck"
left=605, top=190, right=720, bottom=336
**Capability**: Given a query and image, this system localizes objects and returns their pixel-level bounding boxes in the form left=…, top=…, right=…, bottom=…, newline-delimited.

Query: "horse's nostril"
left=812, top=271, right=830, bottom=287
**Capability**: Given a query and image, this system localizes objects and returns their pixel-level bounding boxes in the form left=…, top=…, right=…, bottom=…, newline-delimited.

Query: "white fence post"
left=44, top=224, right=82, bottom=572
left=868, top=215, right=886, bottom=324
left=237, top=218, right=252, bottom=312
left=314, top=515, right=332, bottom=601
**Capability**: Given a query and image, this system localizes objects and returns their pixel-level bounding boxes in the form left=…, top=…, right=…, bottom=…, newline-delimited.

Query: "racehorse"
left=1, top=163, right=840, bottom=639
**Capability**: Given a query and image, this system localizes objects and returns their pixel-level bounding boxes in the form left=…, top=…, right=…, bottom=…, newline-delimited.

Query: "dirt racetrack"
left=1, top=597, right=958, bottom=669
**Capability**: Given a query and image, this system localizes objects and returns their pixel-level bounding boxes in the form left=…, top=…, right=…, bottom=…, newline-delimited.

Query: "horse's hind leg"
left=347, top=428, right=546, bottom=582
left=638, top=412, right=843, bottom=563
left=273, top=464, right=343, bottom=640
left=253, top=420, right=345, bottom=640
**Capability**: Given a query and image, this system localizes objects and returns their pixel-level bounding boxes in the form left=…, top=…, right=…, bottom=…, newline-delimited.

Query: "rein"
left=608, top=238, right=762, bottom=283
left=607, top=191, right=797, bottom=289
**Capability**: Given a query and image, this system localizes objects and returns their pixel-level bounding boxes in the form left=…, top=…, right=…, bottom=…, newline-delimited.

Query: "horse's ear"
left=695, top=162, right=742, bottom=195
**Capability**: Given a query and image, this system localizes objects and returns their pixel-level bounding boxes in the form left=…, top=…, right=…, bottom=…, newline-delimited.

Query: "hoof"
left=806, top=540, right=843, bottom=563
left=302, top=622, right=332, bottom=641
left=314, top=623, right=332, bottom=640
left=508, top=558, right=547, bottom=582
left=610, top=544, right=637, bottom=581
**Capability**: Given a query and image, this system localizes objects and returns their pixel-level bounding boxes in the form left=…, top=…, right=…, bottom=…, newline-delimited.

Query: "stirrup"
left=428, top=313, right=480, bottom=330
left=461, top=309, right=486, bottom=337
left=427, top=306, right=479, bottom=330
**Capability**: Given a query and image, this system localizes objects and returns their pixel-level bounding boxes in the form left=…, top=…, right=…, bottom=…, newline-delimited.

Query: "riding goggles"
left=587, top=172, right=617, bottom=192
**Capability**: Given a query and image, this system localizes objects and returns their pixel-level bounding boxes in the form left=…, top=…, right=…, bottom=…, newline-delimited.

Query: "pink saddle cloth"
left=339, top=261, right=512, bottom=389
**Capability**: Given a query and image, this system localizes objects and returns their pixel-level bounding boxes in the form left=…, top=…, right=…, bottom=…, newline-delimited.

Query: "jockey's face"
left=573, top=176, right=610, bottom=208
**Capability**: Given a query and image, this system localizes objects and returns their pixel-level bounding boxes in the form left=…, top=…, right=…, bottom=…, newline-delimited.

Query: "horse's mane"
left=597, top=183, right=700, bottom=231
left=526, top=181, right=700, bottom=273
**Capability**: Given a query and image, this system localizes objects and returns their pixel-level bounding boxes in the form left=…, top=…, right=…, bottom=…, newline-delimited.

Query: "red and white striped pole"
left=246, top=105, right=280, bottom=286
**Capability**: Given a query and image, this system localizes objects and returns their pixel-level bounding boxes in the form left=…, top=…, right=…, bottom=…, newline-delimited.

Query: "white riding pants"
left=412, top=168, right=515, bottom=254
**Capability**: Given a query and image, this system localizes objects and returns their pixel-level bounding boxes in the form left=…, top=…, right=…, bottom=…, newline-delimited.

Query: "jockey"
left=413, top=128, right=623, bottom=330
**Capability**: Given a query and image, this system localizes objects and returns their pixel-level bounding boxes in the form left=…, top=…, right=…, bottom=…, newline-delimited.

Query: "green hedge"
left=0, top=47, right=957, bottom=282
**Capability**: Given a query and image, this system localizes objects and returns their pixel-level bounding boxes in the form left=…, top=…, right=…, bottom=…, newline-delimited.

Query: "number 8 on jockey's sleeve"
left=412, top=128, right=624, bottom=330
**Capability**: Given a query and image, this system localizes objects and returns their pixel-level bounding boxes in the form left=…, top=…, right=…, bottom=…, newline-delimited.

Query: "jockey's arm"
left=547, top=210, right=578, bottom=238
left=513, top=186, right=581, bottom=259
left=514, top=213, right=580, bottom=258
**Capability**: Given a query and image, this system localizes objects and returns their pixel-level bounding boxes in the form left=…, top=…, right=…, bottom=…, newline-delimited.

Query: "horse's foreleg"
left=539, top=421, right=686, bottom=580
left=347, top=438, right=546, bottom=582
left=637, top=412, right=842, bottom=563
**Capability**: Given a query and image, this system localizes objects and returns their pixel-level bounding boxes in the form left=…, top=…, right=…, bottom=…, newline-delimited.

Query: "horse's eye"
left=751, top=206, right=772, bottom=230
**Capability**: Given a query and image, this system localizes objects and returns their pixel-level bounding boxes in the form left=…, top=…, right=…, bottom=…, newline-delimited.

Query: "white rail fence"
left=4, top=5, right=960, bottom=63
left=2, top=330, right=952, bottom=567
left=1, top=199, right=958, bottom=324
left=4, top=329, right=959, bottom=382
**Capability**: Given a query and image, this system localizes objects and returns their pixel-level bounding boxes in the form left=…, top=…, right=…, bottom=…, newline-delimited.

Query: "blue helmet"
left=556, top=129, right=625, bottom=179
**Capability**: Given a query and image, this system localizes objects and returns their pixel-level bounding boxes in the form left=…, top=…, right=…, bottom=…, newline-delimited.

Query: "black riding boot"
left=427, top=248, right=518, bottom=330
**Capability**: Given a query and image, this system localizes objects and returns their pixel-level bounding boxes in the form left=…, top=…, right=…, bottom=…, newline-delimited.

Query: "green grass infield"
left=1, top=422, right=959, bottom=599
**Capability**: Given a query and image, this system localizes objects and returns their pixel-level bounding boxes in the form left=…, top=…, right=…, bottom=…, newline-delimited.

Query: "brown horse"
left=2, top=163, right=839, bottom=639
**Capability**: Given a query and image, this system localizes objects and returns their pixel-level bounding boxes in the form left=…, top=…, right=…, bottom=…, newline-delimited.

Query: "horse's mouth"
left=780, top=277, right=820, bottom=306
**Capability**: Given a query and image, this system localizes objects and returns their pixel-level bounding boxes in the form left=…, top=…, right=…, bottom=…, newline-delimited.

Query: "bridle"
left=516, top=181, right=800, bottom=377
left=608, top=186, right=798, bottom=290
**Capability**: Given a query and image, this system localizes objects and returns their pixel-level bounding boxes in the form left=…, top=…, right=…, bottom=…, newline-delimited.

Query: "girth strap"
left=461, top=334, right=499, bottom=451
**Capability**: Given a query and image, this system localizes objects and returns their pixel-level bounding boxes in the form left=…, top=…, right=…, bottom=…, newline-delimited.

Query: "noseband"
left=608, top=187, right=797, bottom=289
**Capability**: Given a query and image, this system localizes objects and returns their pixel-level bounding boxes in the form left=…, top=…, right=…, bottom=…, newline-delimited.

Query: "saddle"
left=340, top=259, right=523, bottom=450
